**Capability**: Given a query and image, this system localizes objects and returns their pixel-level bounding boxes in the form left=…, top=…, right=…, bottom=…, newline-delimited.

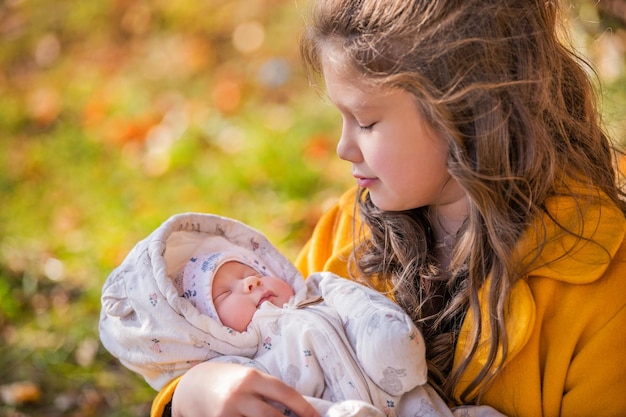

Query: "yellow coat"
left=295, top=187, right=626, bottom=417
left=152, top=186, right=626, bottom=417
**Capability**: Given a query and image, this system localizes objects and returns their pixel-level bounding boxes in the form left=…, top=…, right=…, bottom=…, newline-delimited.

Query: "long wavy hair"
left=301, top=0, right=626, bottom=404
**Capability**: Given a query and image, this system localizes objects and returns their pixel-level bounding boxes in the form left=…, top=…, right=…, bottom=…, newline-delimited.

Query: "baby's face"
left=212, top=261, right=294, bottom=332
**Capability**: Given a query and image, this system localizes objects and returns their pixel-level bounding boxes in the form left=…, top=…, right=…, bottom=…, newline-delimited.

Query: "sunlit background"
left=1, top=0, right=624, bottom=415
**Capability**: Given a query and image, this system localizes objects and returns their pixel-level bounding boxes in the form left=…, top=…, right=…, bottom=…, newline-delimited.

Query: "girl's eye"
left=358, top=122, right=376, bottom=131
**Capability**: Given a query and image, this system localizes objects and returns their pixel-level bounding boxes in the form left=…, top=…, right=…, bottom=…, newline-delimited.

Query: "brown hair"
left=301, top=0, right=626, bottom=404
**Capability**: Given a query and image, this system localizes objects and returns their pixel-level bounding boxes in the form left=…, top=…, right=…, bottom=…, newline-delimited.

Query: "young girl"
left=152, top=1, right=626, bottom=416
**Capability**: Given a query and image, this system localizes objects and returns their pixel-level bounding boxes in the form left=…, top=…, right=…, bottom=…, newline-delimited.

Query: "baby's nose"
left=243, top=275, right=261, bottom=292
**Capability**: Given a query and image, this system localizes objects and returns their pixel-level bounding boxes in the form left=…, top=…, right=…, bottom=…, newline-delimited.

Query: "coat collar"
left=515, top=187, right=625, bottom=284
left=454, top=186, right=625, bottom=399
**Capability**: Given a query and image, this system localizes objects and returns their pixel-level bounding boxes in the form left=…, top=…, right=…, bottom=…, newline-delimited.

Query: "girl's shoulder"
left=295, top=187, right=359, bottom=278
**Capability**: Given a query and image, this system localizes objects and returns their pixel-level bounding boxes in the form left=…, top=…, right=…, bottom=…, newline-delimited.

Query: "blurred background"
left=0, top=0, right=624, bottom=416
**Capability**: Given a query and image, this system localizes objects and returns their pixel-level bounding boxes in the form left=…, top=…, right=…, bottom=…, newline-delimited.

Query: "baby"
left=181, top=251, right=295, bottom=333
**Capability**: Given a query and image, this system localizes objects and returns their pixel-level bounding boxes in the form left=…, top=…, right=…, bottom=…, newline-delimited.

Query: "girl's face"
left=212, top=261, right=294, bottom=332
left=321, top=49, right=467, bottom=214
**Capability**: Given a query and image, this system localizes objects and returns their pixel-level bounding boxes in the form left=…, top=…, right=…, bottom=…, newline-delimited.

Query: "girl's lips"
left=355, top=176, right=377, bottom=188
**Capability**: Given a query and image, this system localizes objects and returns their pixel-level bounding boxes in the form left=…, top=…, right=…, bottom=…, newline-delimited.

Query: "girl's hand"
left=171, top=361, right=321, bottom=417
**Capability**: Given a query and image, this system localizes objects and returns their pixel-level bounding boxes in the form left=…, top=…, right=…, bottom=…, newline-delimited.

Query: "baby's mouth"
left=257, top=291, right=273, bottom=308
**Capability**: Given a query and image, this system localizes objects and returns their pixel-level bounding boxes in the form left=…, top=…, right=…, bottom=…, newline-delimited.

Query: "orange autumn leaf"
left=212, top=79, right=242, bottom=114
left=105, top=113, right=161, bottom=146
left=0, top=381, right=41, bottom=406
left=304, top=134, right=334, bottom=160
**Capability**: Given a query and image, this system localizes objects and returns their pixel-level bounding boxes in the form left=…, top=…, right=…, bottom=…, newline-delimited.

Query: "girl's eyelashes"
left=335, top=107, right=376, bottom=131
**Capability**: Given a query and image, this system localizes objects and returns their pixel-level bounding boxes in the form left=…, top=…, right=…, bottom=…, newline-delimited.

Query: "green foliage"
left=0, top=0, right=624, bottom=416
left=0, top=1, right=348, bottom=415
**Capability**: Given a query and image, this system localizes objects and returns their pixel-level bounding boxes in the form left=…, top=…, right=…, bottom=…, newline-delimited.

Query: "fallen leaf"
left=0, top=381, right=42, bottom=406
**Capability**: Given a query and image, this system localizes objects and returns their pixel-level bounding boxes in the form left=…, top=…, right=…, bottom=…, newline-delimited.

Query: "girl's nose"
left=336, top=124, right=361, bottom=163
left=242, top=275, right=261, bottom=293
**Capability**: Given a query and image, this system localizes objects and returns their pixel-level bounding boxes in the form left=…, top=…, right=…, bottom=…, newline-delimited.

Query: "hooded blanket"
left=100, top=213, right=493, bottom=417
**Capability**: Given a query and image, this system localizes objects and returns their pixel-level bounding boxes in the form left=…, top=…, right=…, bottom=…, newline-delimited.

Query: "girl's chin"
left=369, top=192, right=396, bottom=211
left=369, top=191, right=420, bottom=212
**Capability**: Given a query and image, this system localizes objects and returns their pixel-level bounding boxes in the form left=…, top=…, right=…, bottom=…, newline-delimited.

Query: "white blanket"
left=99, top=213, right=504, bottom=417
